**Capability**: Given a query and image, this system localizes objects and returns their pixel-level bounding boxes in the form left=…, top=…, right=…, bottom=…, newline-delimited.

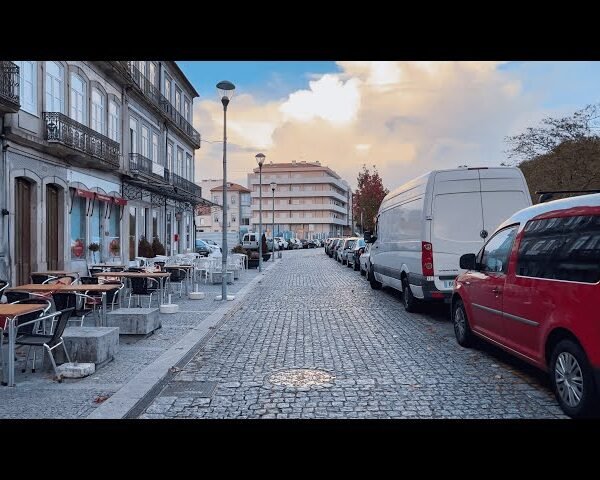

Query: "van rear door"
left=430, top=170, right=485, bottom=283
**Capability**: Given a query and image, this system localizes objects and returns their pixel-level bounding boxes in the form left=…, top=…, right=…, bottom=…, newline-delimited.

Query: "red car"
left=452, top=193, right=600, bottom=418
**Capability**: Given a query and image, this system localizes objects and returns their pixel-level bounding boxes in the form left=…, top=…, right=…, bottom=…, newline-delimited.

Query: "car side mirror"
left=364, top=231, right=372, bottom=243
left=460, top=253, right=477, bottom=270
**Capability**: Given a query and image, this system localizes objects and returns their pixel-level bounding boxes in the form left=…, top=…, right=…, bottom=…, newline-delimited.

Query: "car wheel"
left=550, top=339, right=599, bottom=418
left=368, top=266, right=382, bottom=290
left=402, top=277, right=419, bottom=313
left=360, top=266, right=366, bottom=276
left=452, top=298, right=474, bottom=348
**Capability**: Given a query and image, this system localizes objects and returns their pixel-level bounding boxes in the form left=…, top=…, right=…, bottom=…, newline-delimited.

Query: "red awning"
left=96, top=193, right=112, bottom=203
left=76, top=188, right=95, bottom=199
left=112, top=197, right=127, bottom=206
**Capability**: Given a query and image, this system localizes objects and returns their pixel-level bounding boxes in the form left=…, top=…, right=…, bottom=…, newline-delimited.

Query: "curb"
left=87, top=259, right=280, bottom=419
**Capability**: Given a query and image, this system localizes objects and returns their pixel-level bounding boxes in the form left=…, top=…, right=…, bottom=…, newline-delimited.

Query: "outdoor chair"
left=14, top=308, right=75, bottom=382
left=52, top=292, right=98, bottom=328
left=127, top=277, right=159, bottom=308
left=31, top=274, right=56, bottom=284
left=89, top=267, right=104, bottom=276
left=167, top=268, right=187, bottom=298
left=0, top=280, right=9, bottom=303
left=1, top=299, right=51, bottom=378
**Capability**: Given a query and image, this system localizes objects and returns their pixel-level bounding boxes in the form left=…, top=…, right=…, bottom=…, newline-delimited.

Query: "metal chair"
left=52, top=292, right=99, bottom=328
left=127, top=277, right=159, bottom=308
left=8, top=298, right=52, bottom=373
left=167, top=268, right=187, bottom=298
left=31, top=274, right=56, bottom=284
left=14, top=308, right=75, bottom=382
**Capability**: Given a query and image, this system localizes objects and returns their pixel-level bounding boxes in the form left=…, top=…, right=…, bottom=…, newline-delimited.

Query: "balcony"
left=0, top=61, right=20, bottom=114
left=129, top=153, right=169, bottom=183
left=43, top=112, right=120, bottom=170
left=124, top=62, right=201, bottom=149
left=172, top=172, right=202, bottom=200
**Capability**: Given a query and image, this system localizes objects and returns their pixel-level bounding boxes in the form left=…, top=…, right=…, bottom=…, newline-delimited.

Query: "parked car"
left=201, top=239, right=222, bottom=253
left=288, top=238, right=302, bottom=250
left=194, top=239, right=212, bottom=257
left=326, top=238, right=337, bottom=256
left=340, top=238, right=358, bottom=265
left=242, top=233, right=259, bottom=250
left=307, top=240, right=318, bottom=248
left=452, top=193, right=600, bottom=418
left=347, top=238, right=366, bottom=270
left=274, top=237, right=288, bottom=250
left=359, top=243, right=372, bottom=276
left=333, top=238, right=345, bottom=261
left=366, top=166, right=532, bottom=312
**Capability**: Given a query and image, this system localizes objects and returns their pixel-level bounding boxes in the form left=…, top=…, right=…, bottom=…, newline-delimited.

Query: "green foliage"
left=152, top=237, right=166, bottom=256
left=232, top=245, right=248, bottom=255
left=138, top=236, right=154, bottom=258
left=88, top=242, right=100, bottom=252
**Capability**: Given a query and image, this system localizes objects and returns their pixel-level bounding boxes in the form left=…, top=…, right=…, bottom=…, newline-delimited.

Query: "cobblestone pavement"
left=0, top=267, right=260, bottom=418
left=140, top=249, right=566, bottom=419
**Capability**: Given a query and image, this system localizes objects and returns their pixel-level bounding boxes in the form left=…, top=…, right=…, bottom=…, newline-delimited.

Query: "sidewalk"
left=0, top=259, right=279, bottom=419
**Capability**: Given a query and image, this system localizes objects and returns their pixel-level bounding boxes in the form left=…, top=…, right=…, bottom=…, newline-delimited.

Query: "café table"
left=164, top=265, right=194, bottom=294
left=6, top=284, right=120, bottom=327
left=0, top=303, right=46, bottom=387
left=91, top=272, right=171, bottom=304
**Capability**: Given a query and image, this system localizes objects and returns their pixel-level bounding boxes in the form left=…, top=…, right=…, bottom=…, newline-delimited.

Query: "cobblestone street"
left=140, top=249, right=566, bottom=419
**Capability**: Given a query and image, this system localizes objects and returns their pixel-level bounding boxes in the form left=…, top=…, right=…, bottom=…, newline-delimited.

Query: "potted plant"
left=247, top=250, right=260, bottom=269
left=88, top=242, right=100, bottom=263
left=109, top=238, right=120, bottom=258
left=138, top=236, right=154, bottom=258
left=152, top=237, right=166, bottom=256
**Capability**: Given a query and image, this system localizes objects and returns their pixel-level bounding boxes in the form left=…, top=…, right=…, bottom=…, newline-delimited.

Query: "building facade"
left=195, top=181, right=251, bottom=239
left=0, top=60, right=204, bottom=286
left=247, top=160, right=351, bottom=240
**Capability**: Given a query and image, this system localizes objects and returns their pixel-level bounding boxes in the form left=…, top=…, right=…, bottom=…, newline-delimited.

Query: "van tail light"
left=422, top=241, right=434, bottom=276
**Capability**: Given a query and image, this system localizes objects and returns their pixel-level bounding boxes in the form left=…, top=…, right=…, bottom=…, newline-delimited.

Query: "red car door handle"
left=492, top=287, right=502, bottom=294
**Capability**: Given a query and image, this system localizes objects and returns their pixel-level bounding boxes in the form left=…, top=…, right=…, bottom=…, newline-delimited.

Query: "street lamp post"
left=270, top=181, right=277, bottom=261
left=217, top=80, right=235, bottom=301
left=255, top=153, right=265, bottom=272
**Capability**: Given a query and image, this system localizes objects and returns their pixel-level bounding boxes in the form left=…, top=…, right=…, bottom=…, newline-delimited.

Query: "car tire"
left=452, top=298, right=474, bottom=348
left=402, top=277, right=419, bottom=313
left=550, top=339, right=599, bottom=418
left=368, top=266, right=382, bottom=290
left=360, top=267, right=366, bottom=276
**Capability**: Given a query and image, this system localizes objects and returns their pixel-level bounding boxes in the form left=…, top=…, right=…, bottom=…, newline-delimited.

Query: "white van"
left=242, top=232, right=259, bottom=250
left=365, top=167, right=532, bottom=311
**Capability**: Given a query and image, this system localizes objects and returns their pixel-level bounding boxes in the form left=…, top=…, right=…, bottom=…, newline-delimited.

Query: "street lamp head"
left=216, top=80, right=236, bottom=108
left=270, top=182, right=277, bottom=191
left=255, top=153, right=265, bottom=167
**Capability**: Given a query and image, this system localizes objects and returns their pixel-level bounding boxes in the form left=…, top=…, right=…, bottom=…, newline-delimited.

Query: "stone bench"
left=54, top=327, right=119, bottom=367
left=211, top=271, right=233, bottom=284
left=106, top=308, right=161, bottom=335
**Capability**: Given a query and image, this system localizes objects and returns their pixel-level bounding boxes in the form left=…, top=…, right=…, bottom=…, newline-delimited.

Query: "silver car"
left=359, top=243, right=371, bottom=277
left=339, top=237, right=358, bottom=265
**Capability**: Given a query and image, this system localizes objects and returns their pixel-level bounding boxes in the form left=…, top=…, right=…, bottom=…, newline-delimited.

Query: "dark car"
left=307, top=240, right=317, bottom=248
left=300, top=239, right=309, bottom=249
left=194, top=239, right=211, bottom=257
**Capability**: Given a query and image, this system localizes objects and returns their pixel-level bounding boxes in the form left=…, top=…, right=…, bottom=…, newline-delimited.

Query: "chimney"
left=292, top=160, right=296, bottom=166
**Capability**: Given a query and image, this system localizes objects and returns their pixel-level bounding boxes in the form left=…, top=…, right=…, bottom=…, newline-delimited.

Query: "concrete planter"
left=188, top=291, right=205, bottom=300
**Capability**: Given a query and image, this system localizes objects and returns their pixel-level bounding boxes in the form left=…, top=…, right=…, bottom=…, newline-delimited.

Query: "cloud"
left=193, top=61, right=547, bottom=192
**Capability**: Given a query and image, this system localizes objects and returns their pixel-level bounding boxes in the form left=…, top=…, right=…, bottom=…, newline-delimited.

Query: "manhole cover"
left=268, top=368, right=334, bottom=387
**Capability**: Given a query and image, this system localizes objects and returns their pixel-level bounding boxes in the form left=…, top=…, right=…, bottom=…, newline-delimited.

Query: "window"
left=241, top=218, right=250, bottom=226
left=213, top=195, right=219, bottom=203
left=517, top=215, right=600, bottom=283
left=91, top=88, right=105, bottom=133
left=164, top=76, right=172, bottom=102
left=70, top=73, right=86, bottom=124
left=231, top=195, right=236, bottom=204
left=129, top=206, right=136, bottom=260
left=167, top=142, right=174, bottom=171
left=90, top=198, right=105, bottom=262
left=184, top=98, right=190, bottom=122
left=232, top=215, right=237, bottom=223
left=141, top=126, right=149, bottom=158
left=166, top=211, right=172, bottom=256
left=152, top=133, right=159, bottom=163
left=108, top=100, right=119, bottom=141
left=214, top=216, right=219, bottom=222
left=479, top=226, right=518, bottom=273
left=19, top=61, right=37, bottom=114
left=70, top=193, right=86, bottom=259
left=129, top=117, right=138, bottom=154
left=149, top=62, right=157, bottom=86
left=175, top=88, right=181, bottom=112
left=109, top=205, right=121, bottom=258
left=45, top=61, right=63, bottom=113
left=177, top=148, right=183, bottom=176
left=152, top=210, right=158, bottom=240
left=138, top=61, right=147, bottom=78
left=186, top=153, right=192, bottom=180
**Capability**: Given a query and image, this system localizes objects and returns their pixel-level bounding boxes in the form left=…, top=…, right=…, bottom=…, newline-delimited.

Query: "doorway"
left=15, top=178, right=34, bottom=285
left=46, top=184, right=60, bottom=270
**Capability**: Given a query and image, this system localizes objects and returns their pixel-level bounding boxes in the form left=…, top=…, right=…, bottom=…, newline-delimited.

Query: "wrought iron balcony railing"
left=129, top=153, right=169, bottom=182
left=160, top=101, right=201, bottom=148
left=172, top=172, right=202, bottom=199
left=43, top=112, right=120, bottom=167
left=0, top=61, right=20, bottom=111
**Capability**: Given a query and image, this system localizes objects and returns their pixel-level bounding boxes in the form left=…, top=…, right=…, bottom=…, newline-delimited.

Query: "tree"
left=353, top=164, right=389, bottom=232
left=505, top=104, right=600, bottom=203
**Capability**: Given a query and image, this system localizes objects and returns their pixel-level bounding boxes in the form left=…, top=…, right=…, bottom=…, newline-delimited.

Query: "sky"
left=178, top=61, right=600, bottom=191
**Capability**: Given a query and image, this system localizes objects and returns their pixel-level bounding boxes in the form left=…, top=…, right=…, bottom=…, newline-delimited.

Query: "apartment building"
left=247, top=160, right=351, bottom=240
left=195, top=180, right=251, bottom=238
left=0, top=60, right=204, bottom=285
